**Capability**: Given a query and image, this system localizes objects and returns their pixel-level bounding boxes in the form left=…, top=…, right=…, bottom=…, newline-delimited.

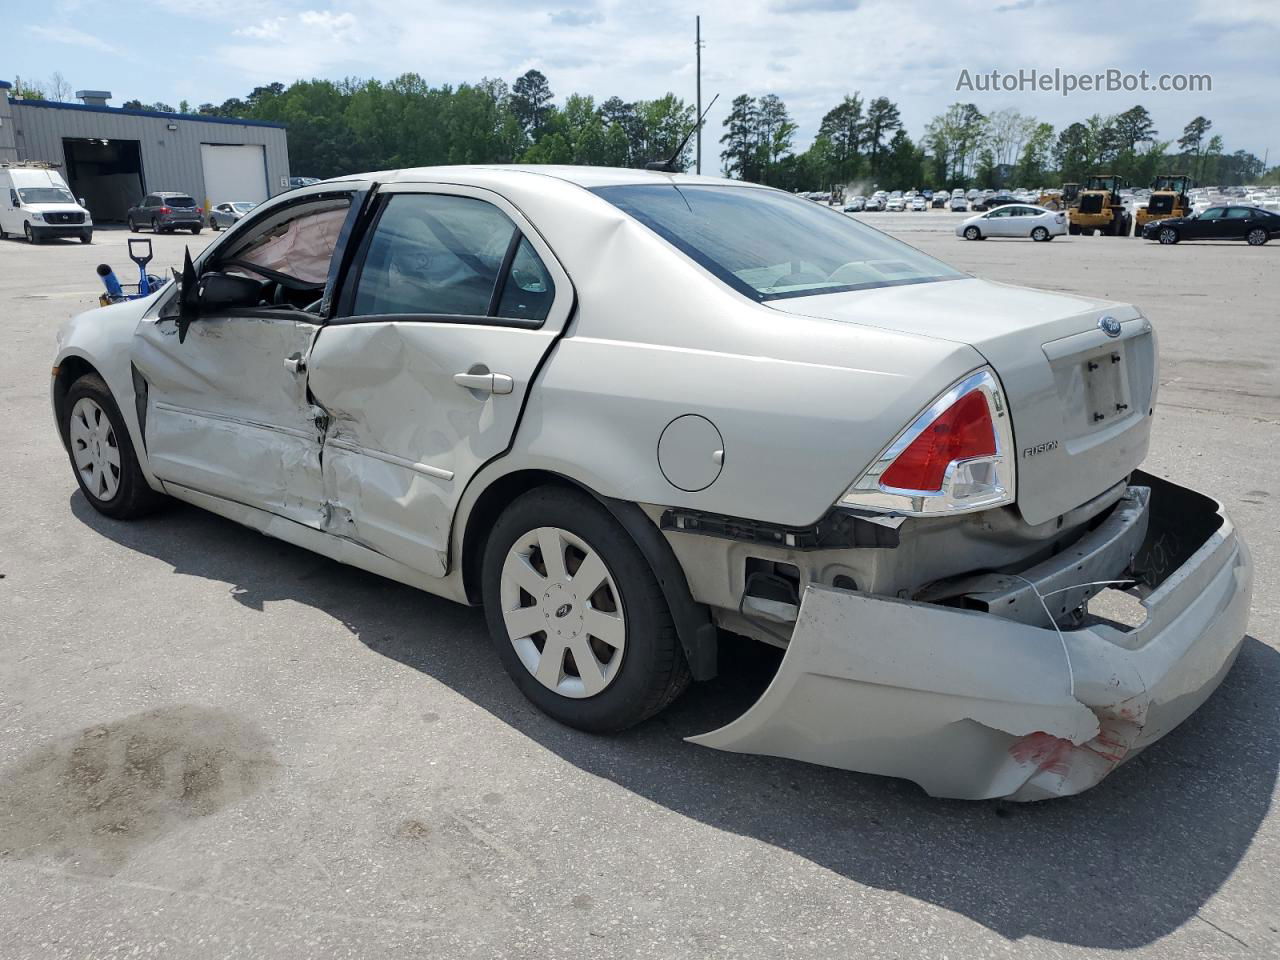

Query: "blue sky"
left=10, top=0, right=1279, bottom=166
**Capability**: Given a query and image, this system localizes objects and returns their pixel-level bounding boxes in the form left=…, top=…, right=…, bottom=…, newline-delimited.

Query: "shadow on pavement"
left=72, top=492, right=1279, bottom=949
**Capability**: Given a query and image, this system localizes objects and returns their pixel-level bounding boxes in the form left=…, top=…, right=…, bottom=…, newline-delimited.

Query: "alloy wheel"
left=499, top=526, right=626, bottom=699
left=69, top=397, right=121, bottom=501
left=1159, top=227, right=1177, bottom=245
left=1247, top=228, right=1267, bottom=246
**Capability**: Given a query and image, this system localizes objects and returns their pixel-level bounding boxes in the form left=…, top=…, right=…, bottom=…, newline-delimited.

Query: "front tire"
left=128, top=216, right=139, bottom=233
left=1159, top=227, right=1179, bottom=245
left=80, top=231, right=93, bottom=244
left=1247, top=228, right=1268, bottom=246
left=482, top=487, right=690, bottom=733
left=1031, top=226, right=1049, bottom=242
left=963, top=226, right=981, bottom=241
left=24, top=222, right=37, bottom=243
left=151, top=218, right=160, bottom=233
left=63, top=374, right=161, bottom=520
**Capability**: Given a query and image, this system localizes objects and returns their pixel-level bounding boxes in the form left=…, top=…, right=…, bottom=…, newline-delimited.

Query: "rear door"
left=306, top=183, right=573, bottom=578
left=1223, top=207, right=1255, bottom=239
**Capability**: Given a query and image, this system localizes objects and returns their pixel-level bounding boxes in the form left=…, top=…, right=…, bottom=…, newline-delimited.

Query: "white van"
left=0, top=163, right=94, bottom=244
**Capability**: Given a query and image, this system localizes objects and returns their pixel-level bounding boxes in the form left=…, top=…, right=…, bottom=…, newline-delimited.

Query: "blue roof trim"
left=13, top=97, right=285, bottom=129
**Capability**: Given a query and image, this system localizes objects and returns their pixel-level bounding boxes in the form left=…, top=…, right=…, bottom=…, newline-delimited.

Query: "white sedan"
left=53, top=165, right=1251, bottom=801
left=910, top=196, right=928, bottom=211
left=957, top=203, right=1067, bottom=241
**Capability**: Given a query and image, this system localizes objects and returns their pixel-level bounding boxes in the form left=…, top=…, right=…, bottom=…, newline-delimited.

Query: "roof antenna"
left=646, top=93, right=719, bottom=173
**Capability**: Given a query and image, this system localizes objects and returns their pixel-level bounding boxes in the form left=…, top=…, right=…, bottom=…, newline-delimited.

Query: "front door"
left=984, top=207, right=1014, bottom=236
left=305, top=184, right=573, bottom=578
left=130, top=190, right=357, bottom=526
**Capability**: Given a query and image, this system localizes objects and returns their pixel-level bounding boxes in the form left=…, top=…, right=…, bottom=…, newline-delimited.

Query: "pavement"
left=1, top=216, right=1277, bottom=959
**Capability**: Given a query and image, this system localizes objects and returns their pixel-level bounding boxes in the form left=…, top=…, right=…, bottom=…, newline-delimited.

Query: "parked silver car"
left=208, top=201, right=259, bottom=231
left=127, top=192, right=203, bottom=234
left=51, top=167, right=1251, bottom=802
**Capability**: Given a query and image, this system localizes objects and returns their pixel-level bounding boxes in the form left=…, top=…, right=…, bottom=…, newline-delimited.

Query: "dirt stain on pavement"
left=0, top=705, right=277, bottom=869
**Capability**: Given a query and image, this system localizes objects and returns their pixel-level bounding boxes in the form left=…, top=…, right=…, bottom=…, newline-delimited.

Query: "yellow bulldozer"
left=1069, top=175, right=1132, bottom=236
left=1038, top=182, right=1079, bottom=211
left=1133, top=175, right=1193, bottom=236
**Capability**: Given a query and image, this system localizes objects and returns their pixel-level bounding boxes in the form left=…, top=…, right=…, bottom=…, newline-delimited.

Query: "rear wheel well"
left=461, top=470, right=577, bottom=604
left=53, top=356, right=100, bottom=447
left=459, top=469, right=719, bottom=680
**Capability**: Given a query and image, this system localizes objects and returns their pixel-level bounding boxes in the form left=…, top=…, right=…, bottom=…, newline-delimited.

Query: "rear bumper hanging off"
left=689, top=473, right=1253, bottom=801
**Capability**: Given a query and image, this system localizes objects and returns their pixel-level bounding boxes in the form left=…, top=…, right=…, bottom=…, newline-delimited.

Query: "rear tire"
left=963, top=226, right=981, bottom=241
left=1031, top=226, right=1049, bottom=242
left=481, top=487, right=690, bottom=733
left=63, top=373, right=162, bottom=520
left=1247, top=228, right=1268, bottom=246
left=191, top=226, right=202, bottom=235
left=209, top=217, right=220, bottom=231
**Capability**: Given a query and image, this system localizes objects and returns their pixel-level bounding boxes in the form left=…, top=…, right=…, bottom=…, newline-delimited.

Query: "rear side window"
left=1225, top=207, right=1252, bottom=219
left=352, top=193, right=554, bottom=322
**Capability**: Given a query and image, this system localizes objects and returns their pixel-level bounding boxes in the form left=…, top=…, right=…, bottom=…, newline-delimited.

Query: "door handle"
left=454, top=372, right=514, bottom=395
left=284, top=353, right=306, bottom=374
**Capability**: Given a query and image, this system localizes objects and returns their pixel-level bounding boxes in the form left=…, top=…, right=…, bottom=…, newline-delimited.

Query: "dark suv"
left=128, top=192, right=203, bottom=234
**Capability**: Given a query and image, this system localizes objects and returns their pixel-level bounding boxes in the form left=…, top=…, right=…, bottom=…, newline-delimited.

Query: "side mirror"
left=197, top=272, right=263, bottom=311
left=78, top=197, right=87, bottom=208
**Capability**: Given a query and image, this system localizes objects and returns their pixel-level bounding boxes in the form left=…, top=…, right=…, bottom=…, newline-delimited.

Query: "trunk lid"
left=771, top=277, right=1157, bottom=525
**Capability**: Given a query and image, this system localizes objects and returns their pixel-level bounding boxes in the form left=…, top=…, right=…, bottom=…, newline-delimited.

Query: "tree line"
left=715, top=94, right=1272, bottom=190
left=117, top=72, right=695, bottom=178
left=10, top=70, right=1274, bottom=188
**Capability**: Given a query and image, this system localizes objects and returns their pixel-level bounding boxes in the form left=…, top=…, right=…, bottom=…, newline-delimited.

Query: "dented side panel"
left=306, top=321, right=562, bottom=577
left=131, top=314, right=326, bottom=525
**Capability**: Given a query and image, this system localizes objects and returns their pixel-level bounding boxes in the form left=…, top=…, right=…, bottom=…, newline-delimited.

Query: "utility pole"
left=695, top=16, right=703, bottom=174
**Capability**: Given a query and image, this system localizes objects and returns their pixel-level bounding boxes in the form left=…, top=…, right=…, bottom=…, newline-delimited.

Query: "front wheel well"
left=52, top=356, right=101, bottom=447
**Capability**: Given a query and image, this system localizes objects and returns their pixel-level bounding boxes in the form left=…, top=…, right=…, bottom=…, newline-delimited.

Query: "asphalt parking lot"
left=1, top=217, right=1277, bottom=959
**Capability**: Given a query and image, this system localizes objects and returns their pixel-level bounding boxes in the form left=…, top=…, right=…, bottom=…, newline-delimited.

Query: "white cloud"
left=27, top=24, right=120, bottom=54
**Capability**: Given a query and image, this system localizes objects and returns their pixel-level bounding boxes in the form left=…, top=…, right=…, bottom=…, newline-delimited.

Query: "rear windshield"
left=167, top=196, right=196, bottom=207
left=593, top=184, right=963, bottom=301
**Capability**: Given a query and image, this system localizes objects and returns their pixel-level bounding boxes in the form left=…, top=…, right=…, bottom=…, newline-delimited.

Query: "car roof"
left=339, top=164, right=768, bottom=192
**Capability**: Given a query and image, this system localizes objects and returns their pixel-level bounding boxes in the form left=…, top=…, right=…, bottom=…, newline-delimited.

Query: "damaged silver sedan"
left=52, top=166, right=1252, bottom=801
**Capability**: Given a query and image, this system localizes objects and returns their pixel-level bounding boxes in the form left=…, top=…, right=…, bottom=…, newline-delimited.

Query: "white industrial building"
left=0, top=84, right=290, bottom=222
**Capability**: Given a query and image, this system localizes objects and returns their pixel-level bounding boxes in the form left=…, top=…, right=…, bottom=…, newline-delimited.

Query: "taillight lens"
left=840, top=368, right=1016, bottom=516
left=159, top=206, right=171, bottom=214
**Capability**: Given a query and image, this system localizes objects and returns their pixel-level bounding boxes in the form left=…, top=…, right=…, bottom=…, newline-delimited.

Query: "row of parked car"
left=840, top=188, right=1047, bottom=214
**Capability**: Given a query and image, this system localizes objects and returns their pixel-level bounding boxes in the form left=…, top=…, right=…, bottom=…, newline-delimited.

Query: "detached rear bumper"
left=689, top=474, right=1252, bottom=801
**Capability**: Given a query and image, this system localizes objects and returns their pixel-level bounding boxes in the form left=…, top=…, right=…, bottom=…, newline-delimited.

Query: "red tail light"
left=840, top=369, right=1016, bottom=516
left=159, top=206, right=171, bottom=214
left=881, top=390, right=995, bottom=492
left=196, top=207, right=202, bottom=214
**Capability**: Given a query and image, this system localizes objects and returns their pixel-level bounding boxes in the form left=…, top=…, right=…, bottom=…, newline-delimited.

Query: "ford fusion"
left=53, top=166, right=1252, bottom=801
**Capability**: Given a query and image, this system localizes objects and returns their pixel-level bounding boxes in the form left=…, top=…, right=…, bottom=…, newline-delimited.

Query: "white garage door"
left=200, top=143, right=269, bottom=209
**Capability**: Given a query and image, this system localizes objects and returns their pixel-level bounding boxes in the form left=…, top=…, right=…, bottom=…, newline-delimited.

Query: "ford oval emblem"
left=1098, top=315, right=1122, bottom=338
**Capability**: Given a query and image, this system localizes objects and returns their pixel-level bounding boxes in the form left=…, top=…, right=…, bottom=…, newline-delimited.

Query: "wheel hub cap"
left=69, top=397, right=121, bottom=501
left=500, top=526, right=626, bottom=699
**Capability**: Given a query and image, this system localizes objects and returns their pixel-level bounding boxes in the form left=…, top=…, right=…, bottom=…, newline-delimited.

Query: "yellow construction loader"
left=1038, top=182, right=1079, bottom=211
left=1069, top=175, right=1131, bottom=236
left=1133, top=175, right=1193, bottom=236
